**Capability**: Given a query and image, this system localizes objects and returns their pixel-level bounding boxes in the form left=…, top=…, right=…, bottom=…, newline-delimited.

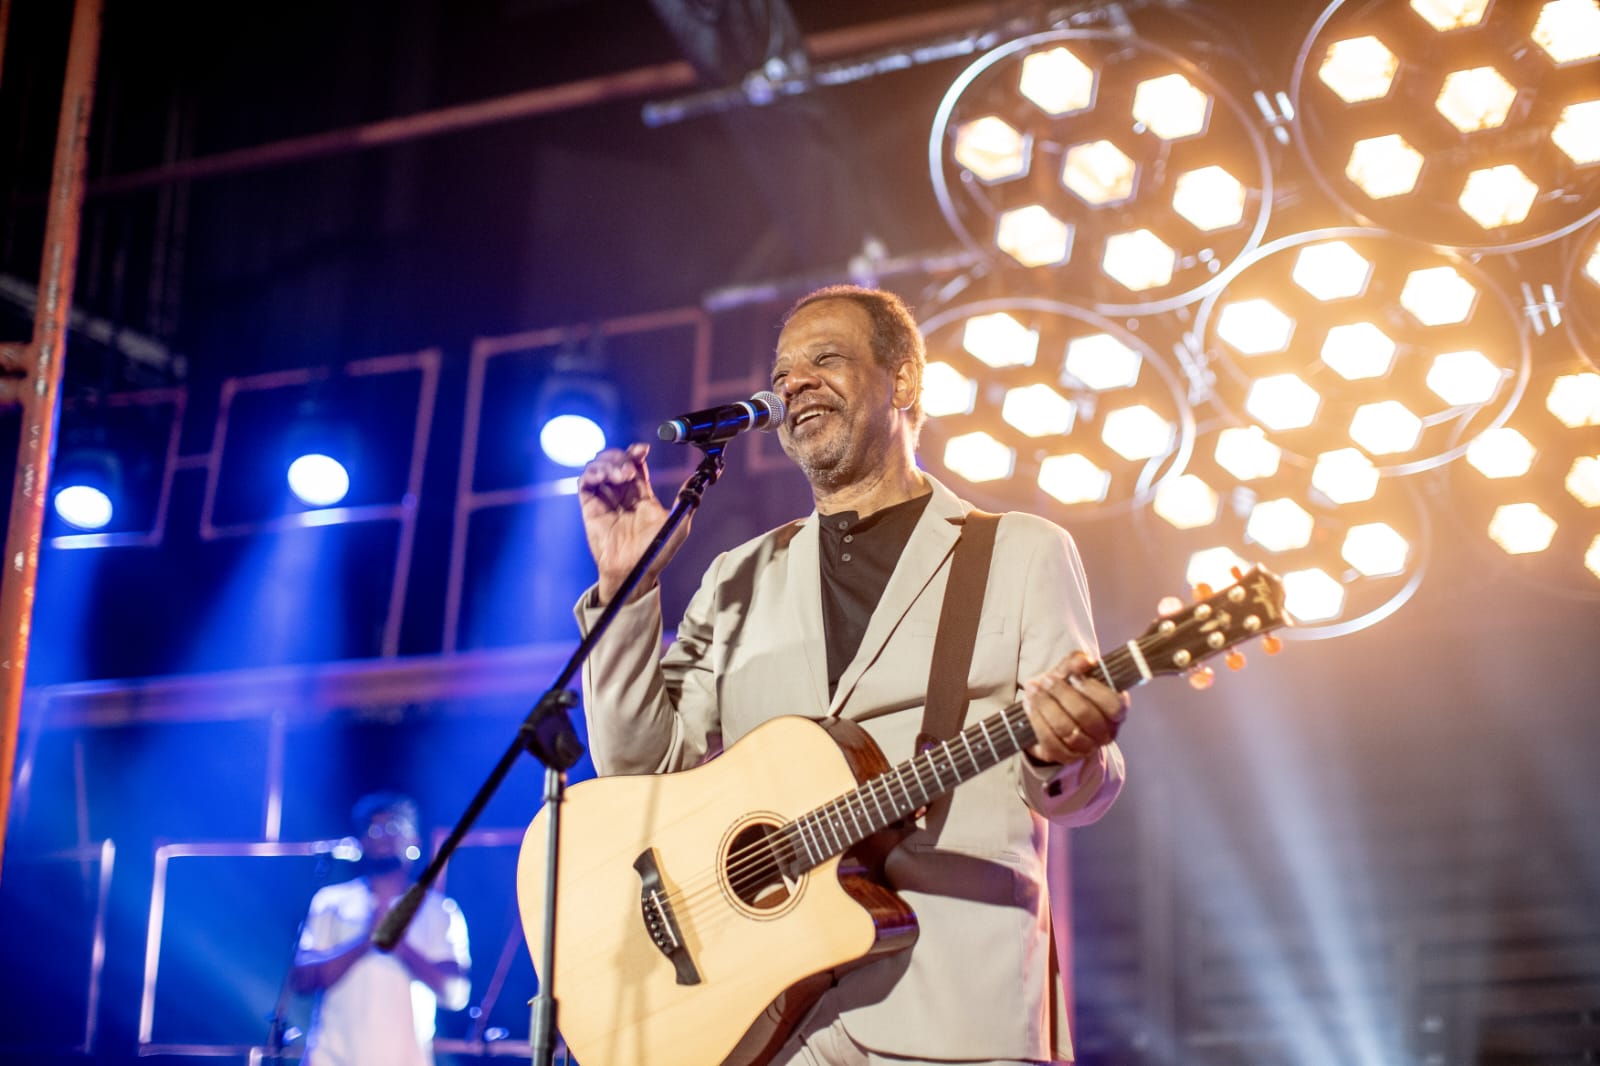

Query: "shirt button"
left=842, top=552, right=852, bottom=562
left=844, top=534, right=854, bottom=543
left=837, top=520, right=848, bottom=529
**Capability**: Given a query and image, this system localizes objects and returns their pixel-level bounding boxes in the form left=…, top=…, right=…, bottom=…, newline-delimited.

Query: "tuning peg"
left=1187, top=665, right=1215, bottom=690
left=1193, top=582, right=1214, bottom=601
left=1261, top=634, right=1283, bottom=655
left=1157, top=595, right=1185, bottom=617
left=1230, top=566, right=1244, bottom=582
left=1225, top=650, right=1246, bottom=671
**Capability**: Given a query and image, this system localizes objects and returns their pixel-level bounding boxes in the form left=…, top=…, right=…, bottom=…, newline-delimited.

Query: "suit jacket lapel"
left=828, top=477, right=968, bottom=715
left=785, top=513, right=832, bottom=714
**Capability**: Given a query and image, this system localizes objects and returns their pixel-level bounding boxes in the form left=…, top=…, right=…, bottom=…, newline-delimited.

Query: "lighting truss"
left=915, top=297, right=1194, bottom=520
left=1194, top=228, right=1530, bottom=477
left=1291, top=0, right=1600, bottom=252
left=929, top=28, right=1274, bottom=315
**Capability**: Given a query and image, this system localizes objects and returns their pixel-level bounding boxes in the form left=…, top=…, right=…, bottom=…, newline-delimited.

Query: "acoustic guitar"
left=517, top=566, right=1288, bottom=1066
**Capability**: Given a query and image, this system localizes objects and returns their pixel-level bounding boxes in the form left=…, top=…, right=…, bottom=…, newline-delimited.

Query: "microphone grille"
left=752, top=390, right=786, bottom=432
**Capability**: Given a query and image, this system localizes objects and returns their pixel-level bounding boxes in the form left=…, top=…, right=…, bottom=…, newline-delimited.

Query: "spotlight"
left=538, top=414, right=607, bottom=468
left=287, top=453, right=352, bottom=508
left=50, top=444, right=121, bottom=533
left=53, top=485, right=114, bottom=531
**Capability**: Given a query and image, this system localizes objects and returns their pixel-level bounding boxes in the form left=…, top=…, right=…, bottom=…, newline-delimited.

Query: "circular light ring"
left=917, top=297, right=1196, bottom=521
left=1193, top=227, right=1531, bottom=476
left=1289, top=0, right=1600, bottom=254
left=929, top=29, right=1275, bottom=315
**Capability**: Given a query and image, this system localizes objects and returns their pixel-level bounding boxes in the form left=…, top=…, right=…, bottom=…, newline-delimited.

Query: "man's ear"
left=892, top=359, right=920, bottom=411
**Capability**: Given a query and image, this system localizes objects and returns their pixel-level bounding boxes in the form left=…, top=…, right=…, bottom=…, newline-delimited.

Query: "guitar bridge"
left=634, top=848, right=701, bottom=986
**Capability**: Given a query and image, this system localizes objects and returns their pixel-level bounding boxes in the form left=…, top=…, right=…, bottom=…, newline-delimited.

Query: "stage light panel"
left=1291, top=241, right=1372, bottom=301
left=1312, top=447, right=1381, bottom=503
left=1172, top=166, right=1247, bottom=231
left=1186, top=545, right=1250, bottom=592
left=1546, top=371, right=1600, bottom=427
left=1466, top=427, right=1538, bottom=478
left=1342, top=522, right=1410, bottom=577
left=1410, top=0, right=1491, bottom=30
left=1346, top=133, right=1425, bottom=199
left=996, top=205, right=1073, bottom=267
left=1102, top=229, right=1176, bottom=291
left=1216, top=298, right=1295, bottom=354
left=287, top=453, right=351, bottom=507
left=923, top=361, right=978, bottom=417
left=1426, top=349, right=1503, bottom=406
left=1459, top=165, right=1539, bottom=230
left=953, top=116, right=1030, bottom=183
left=1132, top=73, right=1210, bottom=139
left=1215, top=425, right=1282, bottom=481
left=1553, top=101, right=1600, bottom=165
left=1587, top=245, right=1600, bottom=285
left=1101, top=404, right=1174, bottom=460
left=944, top=431, right=1016, bottom=482
left=962, top=312, right=1039, bottom=368
left=539, top=413, right=606, bottom=467
left=1318, top=35, right=1399, bottom=103
left=1154, top=474, right=1220, bottom=529
left=1435, top=67, right=1518, bottom=133
left=1532, top=0, right=1600, bottom=64
left=1350, top=400, right=1423, bottom=454
left=1488, top=501, right=1558, bottom=554
left=1568, top=455, right=1600, bottom=506
left=1062, top=140, right=1138, bottom=205
left=1283, top=567, right=1346, bottom=622
left=1063, top=333, right=1141, bottom=390
left=1321, top=322, right=1398, bottom=380
left=1002, top=384, right=1077, bottom=437
left=1247, top=497, right=1316, bottom=552
left=53, top=484, right=114, bottom=532
left=1400, top=266, right=1477, bottom=325
left=1587, top=534, right=1600, bottom=579
left=1019, top=46, right=1096, bottom=116
left=1038, top=452, right=1111, bottom=504
left=1246, top=374, right=1321, bottom=430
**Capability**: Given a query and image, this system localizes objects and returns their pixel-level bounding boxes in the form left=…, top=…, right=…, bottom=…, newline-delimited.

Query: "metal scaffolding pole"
left=0, top=0, right=103, bottom=871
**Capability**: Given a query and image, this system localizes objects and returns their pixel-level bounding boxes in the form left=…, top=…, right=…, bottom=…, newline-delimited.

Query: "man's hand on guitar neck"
left=1020, top=651, right=1128, bottom=766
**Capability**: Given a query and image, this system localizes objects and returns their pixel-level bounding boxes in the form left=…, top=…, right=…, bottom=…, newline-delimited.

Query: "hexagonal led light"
left=1132, top=73, right=1211, bottom=139
left=953, top=116, right=1030, bottom=183
left=1588, top=245, right=1600, bottom=286
left=923, top=361, right=978, bottom=417
left=1062, top=140, right=1137, bottom=205
left=1102, top=229, right=1176, bottom=291
left=1283, top=567, right=1346, bottom=623
left=1436, top=67, right=1518, bottom=133
left=1588, top=534, right=1600, bottom=580
left=1019, top=46, right=1097, bottom=116
left=1153, top=474, right=1220, bottom=529
left=1426, top=349, right=1504, bottom=406
left=1318, top=35, right=1400, bottom=103
left=1038, top=452, right=1111, bottom=504
left=1350, top=400, right=1424, bottom=454
left=944, top=431, right=1016, bottom=482
left=1342, top=522, right=1410, bottom=577
left=1215, top=425, right=1282, bottom=481
left=1246, top=374, right=1322, bottom=431
left=1172, top=166, right=1247, bottom=231
left=996, top=204, right=1072, bottom=267
left=1533, top=0, right=1600, bottom=64
left=1400, top=266, right=1477, bottom=326
left=1553, top=101, right=1600, bottom=165
left=1292, top=241, right=1373, bottom=301
left=962, top=312, right=1039, bottom=368
left=1247, top=497, right=1316, bottom=552
left=1465, top=427, right=1537, bottom=479
left=1063, top=333, right=1141, bottom=390
left=1186, top=546, right=1250, bottom=592
left=1321, top=322, right=1398, bottom=380
left=1312, top=447, right=1381, bottom=503
left=1459, top=164, right=1539, bottom=229
left=1346, top=133, right=1425, bottom=199
left=1002, top=384, right=1076, bottom=437
left=1410, top=0, right=1491, bottom=30
left=1487, top=502, right=1557, bottom=554
left=1101, top=404, right=1174, bottom=461
left=1547, top=371, right=1600, bottom=427
left=1216, top=299, right=1295, bottom=354
left=1567, top=454, right=1600, bottom=506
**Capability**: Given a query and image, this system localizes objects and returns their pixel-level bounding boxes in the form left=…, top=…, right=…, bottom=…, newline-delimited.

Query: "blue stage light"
left=539, top=413, right=607, bottom=468
left=53, top=484, right=115, bottom=531
left=287, top=453, right=351, bottom=507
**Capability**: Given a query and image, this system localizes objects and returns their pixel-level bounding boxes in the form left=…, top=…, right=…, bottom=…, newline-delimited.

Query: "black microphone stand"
left=372, top=442, right=729, bottom=1066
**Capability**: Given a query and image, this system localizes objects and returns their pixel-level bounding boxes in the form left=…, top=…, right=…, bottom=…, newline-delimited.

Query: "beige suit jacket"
left=576, top=474, right=1125, bottom=1061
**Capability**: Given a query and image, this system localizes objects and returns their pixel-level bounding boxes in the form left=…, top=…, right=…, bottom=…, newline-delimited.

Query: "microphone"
left=309, top=837, right=364, bottom=862
left=657, top=391, right=786, bottom=445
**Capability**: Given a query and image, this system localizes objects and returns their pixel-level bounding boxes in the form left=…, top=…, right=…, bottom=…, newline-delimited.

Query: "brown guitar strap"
left=918, top=510, right=999, bottom=831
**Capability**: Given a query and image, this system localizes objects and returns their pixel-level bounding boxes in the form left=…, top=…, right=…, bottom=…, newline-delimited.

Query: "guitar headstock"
left=1127, top=566, right=1289, bottom=688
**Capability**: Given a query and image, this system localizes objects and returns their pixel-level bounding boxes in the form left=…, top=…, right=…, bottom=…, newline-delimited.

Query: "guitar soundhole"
left=723, top=821, right=799, bottom=912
